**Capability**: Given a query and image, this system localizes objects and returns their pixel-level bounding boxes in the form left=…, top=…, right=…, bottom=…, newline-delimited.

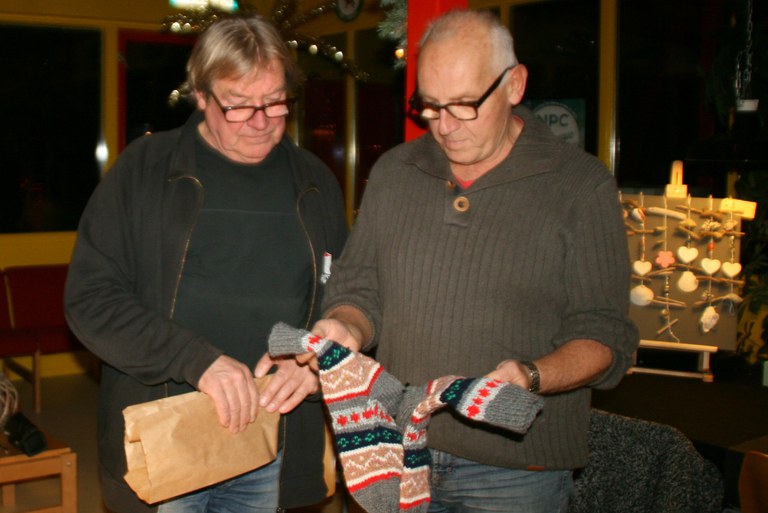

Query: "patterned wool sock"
left=268, top=323, right=544, bottom=513
left=269, top=322, right=404, bottom=513
left=395, top=385, right=433, bottom=511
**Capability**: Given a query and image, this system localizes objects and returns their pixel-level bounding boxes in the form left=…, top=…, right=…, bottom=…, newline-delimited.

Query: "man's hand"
left=486, top=359, right=532, bottom=390
left=197, top=354, right=259, bottom=433
left=485, top=339, right=614, bottom=395
left=311, top=318, right=364, bottom=352
left=254, top=353, right=319, bottom=414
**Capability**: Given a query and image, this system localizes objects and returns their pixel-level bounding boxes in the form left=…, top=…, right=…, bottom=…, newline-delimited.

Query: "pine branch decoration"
left=378, top=0, right=407, bottom=67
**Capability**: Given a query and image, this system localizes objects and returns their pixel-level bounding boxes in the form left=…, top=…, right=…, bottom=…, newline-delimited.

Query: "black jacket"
left=65, top=112, right=348, bottom=512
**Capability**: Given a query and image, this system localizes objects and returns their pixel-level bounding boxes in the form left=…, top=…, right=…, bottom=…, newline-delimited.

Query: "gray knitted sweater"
left=323, top=106, right=639, bottom=470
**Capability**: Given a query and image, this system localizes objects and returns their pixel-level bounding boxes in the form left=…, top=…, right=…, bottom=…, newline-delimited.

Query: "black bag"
left=4, top=411, right=47, bottom=456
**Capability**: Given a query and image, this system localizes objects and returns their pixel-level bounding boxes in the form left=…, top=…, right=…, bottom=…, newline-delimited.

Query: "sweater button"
left=453, top=196, right=470, bottom=212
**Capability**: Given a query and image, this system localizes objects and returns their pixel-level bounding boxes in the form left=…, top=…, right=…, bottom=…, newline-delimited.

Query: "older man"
left=313, top=9, right=638, bottom=512
left=65, top=14, right=346, bottom=513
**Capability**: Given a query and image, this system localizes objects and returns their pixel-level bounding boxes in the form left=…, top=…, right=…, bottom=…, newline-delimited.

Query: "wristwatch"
left=520, top=361, right=541, bottom=394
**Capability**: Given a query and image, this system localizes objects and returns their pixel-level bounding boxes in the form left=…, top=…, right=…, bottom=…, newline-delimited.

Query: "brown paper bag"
left=123, top=376, right=280, bottom=504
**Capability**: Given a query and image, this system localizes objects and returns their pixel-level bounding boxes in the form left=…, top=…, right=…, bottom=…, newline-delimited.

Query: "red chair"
left=3, top=265, right=82, bottom=412
left=0, top=270, right=42, bottom=411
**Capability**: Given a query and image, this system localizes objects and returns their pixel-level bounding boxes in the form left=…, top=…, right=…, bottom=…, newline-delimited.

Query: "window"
left=510, top=0, right=600, bottom=154
left=0, top=25, right=101, bottom=233
left=120, top=31, right=196, bottom=149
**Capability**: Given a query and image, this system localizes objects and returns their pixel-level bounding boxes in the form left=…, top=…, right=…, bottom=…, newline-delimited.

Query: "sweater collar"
left=404, top=105, right=560, bottom=190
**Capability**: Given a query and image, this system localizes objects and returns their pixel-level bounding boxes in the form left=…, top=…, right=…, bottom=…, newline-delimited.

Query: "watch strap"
left=521, top=360, right=540, bottom=394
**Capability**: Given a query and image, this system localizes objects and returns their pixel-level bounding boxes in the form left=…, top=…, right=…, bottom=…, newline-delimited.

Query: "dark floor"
left=592, top=351, right=768, bottom=509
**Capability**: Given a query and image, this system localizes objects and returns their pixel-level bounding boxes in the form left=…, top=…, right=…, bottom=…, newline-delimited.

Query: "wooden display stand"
left=621, top=187, right=757, bottom=381
left=628, top=339, right=719, bottom=382
left=0, top=431, right=77, bottom=513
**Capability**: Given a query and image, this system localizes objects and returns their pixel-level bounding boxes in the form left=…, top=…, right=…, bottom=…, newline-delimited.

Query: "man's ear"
left=194, top=90, right=207, bottom=111
left=508, top=64, right=528, bottom=105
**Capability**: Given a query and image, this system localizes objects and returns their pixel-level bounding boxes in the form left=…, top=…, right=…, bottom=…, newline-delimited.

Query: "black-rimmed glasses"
left=409, top=65, right=515, bottom=121
left=209, top=91, right=295, bottom=122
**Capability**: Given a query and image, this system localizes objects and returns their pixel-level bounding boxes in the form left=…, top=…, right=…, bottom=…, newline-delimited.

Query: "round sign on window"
left=533, top=102, right=580, bottom=146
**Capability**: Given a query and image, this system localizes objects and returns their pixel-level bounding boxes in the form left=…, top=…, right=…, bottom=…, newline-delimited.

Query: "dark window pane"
left=298, top=34, right=348, bottom=191
left=615, top=0, right=767, bottom=195
left=616, top=0, right=713, bottom=191
left=0, top=25, right=101, bottom=233
left=511, top=0, right=600, bottom=154
left=355, top=28, right=405, bottom=210
left=121, top=31, right=196, bottom=148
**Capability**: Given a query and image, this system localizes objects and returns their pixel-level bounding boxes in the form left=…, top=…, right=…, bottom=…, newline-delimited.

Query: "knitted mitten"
left=268, top=322, right=544, bottom=513
left=395, top=376, right=545, bottom=512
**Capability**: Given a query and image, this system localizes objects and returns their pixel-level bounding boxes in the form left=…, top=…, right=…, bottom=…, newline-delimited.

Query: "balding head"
left=418, top=9, right=518, bottom=73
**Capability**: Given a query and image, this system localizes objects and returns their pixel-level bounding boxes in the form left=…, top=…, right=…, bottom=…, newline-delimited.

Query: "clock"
left=336, top=0, right=363, bottom=22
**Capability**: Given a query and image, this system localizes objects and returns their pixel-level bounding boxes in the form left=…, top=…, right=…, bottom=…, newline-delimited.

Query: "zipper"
left=276, top=415, right=288, bottom=512
left=275, top=184, right=320, bottom=508
left=295, top=184, right=321, bottom=330
left=164, top=174, right=204, bottom=398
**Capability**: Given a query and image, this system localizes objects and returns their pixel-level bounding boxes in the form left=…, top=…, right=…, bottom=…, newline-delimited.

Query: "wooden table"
left=0, top=431, right=77, bottom=513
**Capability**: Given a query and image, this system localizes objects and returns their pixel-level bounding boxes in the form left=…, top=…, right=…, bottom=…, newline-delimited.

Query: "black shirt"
left=170, top=135, right=312, bottom=393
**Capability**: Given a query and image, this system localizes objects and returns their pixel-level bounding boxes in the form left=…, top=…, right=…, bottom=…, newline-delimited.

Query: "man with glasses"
left=311, top=9, right=638, bottom=512
left=65, top=14, right=346, bottom=513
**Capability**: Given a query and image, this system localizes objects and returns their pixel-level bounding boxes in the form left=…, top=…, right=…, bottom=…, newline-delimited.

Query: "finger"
left=246, top=370, right=260, bottom=423
left=254, top=352, right=276, bottom=378
left=310, top=319, right=332, bottom=338
left=238, top=366, right=261, bottom=431
left=484, top=368, right=506, bottom=382
left=295, top=352, right=316, bottom=366
left=273, top=365, right=319, bottom=414
left=209, top=388, right=232, bottom=429
left=263, top=358, right=317, bottom=413
left=258, top=364, right=287, bottom=409
left=266, top=376, right=298, bottom=413
left=277, top=386, right=308, bottom=414
left=487, top=361, right=528, bottom=388
left=280, top=374, right=320, bottom=413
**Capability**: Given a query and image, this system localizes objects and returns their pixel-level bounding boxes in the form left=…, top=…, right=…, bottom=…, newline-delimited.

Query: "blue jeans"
left=157, top=451, right=282, bottom=513
left=427, top=449, right=573, bottom=513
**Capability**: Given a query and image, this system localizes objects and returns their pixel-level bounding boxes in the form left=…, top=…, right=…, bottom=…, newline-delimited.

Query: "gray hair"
left=419, top=9, right=518, bottom=70
left=186, top=14, right=299, bottom=94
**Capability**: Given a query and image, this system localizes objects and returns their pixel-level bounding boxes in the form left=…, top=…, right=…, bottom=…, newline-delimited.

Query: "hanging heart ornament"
left=676, top=246, right=699, bottom=264
left=721, top=262, right=742, bottom=278
left=700, top=258, right=722, bottom=275
left=632, top=260, right=652, bottom=276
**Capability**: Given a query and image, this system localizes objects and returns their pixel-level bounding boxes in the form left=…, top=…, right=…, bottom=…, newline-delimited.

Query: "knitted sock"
left=269, top=322, right=404, bottom=513
left=395, top=385, right=433, bottom=511
left=268, top=323, right=544, bottom=513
